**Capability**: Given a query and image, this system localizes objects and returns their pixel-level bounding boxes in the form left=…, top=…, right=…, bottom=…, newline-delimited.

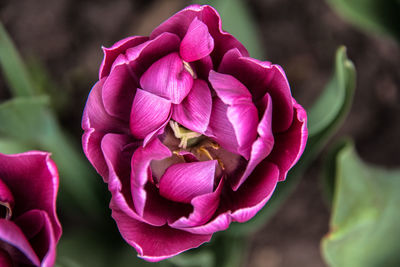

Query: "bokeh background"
left=1, top=0, right=399, bottom=266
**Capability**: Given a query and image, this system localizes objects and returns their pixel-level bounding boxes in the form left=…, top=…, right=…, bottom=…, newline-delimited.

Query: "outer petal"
left=182, top=162, right=279, bottom=235
left=219, top=49, right=293, bottom=132
left=140, top=53, right=193, bottom=104
left=131, top=138, right=172, bottom=216
left=231, top=94, right=274, bottom=190
left=0, top=219, right=40, bottom=266
left=172, top=79, right=212, bottom=133
left=268, top=100, right=308, bottom=181
left=0, top=152, right=61, bottom=241
left=180, top=17, right=214, bottom=62
left=15, top=210, right=57, bottom=267
left=0, top=179, right=14, bottom=219
left=159, top=160, right=217, bottom=203
left=170, top=178, right=224, bottom=228
left=102, top=64, right=138, bottom=121
left=111, top=206, right=211, bottom=262
left=0, top=249, right=13, bottom=267
left=99, top=36, right=149, bottom=79
left=130, top=89, right=171, bottom=139
left=150, top=5, right=248, bottom=65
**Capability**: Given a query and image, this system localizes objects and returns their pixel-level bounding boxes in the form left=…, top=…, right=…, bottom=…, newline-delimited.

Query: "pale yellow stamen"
left=169, top=121, right=202, bottom=149
left=183, top=61, right=197, bottom=79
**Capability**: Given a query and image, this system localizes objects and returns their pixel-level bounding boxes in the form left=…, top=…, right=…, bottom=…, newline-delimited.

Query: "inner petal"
left=140, top=52, right=194, bottom=104
left=159, top=161, right=217, bottom=203
left=0, top=179, right=14, bottom=220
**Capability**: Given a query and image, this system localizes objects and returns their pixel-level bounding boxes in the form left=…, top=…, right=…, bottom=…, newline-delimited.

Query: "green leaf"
left=0, top=22, right=37, bottom=97
left=326, top=0, right=400, bottom=41
left=0, top=97, right=102, bottom=218
left=321, top=141, right=400, bottom=267
left=225, top=46, right=356, bottom=236
left=194, top=0, right=265, bottom=59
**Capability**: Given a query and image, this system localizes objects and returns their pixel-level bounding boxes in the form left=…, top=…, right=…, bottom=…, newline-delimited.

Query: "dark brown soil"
left=1, top=0, right=399, bottom=266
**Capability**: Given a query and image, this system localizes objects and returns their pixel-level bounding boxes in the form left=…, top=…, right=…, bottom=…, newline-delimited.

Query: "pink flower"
left=82, top=4, right=307, bottom=261
left=0, top=151, right=62, bottom=267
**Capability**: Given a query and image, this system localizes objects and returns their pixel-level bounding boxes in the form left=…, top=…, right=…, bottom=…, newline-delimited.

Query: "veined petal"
left=170, top=178, right=224, bottom=228
left=231, top=94, right=274, bottom=190
left=208, top=70, right=252, bottom=105
left=172, top=79, right=212, bottom=133
left=218, top=49, right=293, bottom=132
left=268, top=100, right=307, bottom=181
left=131, top=138, right=172, bottom=216
left=130, top=89, right=172, bottom=139
left=159, top=161, right=217, bottom=203
left=111, top=206, right=211, bottom=262
left=140, top=53, right=193, bottom=104
left=180, top=17, right=214, bottom=62
left=102, top=64, right=137, bottom=121
left=100, top=36, right=148, bottom=79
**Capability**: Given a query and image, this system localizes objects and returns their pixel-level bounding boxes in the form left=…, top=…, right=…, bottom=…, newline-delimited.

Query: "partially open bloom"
left=82, top=4, right=307, bottom=261
left=0, top=151, right=62, bottom=267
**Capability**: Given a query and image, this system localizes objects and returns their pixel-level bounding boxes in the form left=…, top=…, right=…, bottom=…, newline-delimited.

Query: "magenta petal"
left=102, top=64, right=137, bottom=120
left=180, top=17, right=214, bottom=62
left=0, top=179, right=14, bottom=216
left=170, top=178, right=224, bottom=228
left=229, top=162, right=279, bottom=222
left=0, top=249, right=13, bottom=267
left=0, top=152, right=61, bottom=241
left=111, top=206, right=211, bottom=262
left=232, top=94, right=274, bottom=190
left=268, top=100, right=308, bottom=181
left=82, top=130, right=108, bottom=179
left=0, top=219, right=40, bottom=266
left=218, top=49, right=294, bottom=132
left=99, top=36, right=149, bottom=79
left=208, top=70, right=252, bottom=105
left=130, top=89, right=172, bottom=139
left=172, top=79, right=212, bottom=133
left=131, top=138, right=172, bottom=216
left=15, top=210, right=57, bottom=267
left=159, top=161, right=217, bottom=203
left=140, top=53, right=193, bottom=104
left=180, top=213, right=231, bottom=235
left=206, top=98, right=239, bottom=155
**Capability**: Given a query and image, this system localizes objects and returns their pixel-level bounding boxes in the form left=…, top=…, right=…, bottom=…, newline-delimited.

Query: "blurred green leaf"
left=0, top=22, right=37, bottom=97
left=321, top=141, right=400, bottom=267
left=0, top=97, right=101, bottom=218
left=226, top=46, right=356, bottom=236
left=195, top=0, right=265, bottom=59
left=326, top=0, right=400, bottom=41
left=168, top=250, right=215, bottom=267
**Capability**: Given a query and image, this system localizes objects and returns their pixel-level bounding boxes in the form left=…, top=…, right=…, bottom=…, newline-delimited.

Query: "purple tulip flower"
left=0, top=151, right=62, bottom=267
left=82, top=4, right=307, bottom=261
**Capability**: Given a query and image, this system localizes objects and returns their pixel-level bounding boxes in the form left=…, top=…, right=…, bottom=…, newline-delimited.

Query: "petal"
left=140, top=53, right=193, bottom=104
left=0, top=179, right=14, bottom=218
left=131, top=138, right=172, bottom=216
left=268, top=100, right=308, bottom=181
left=15, top=210, right=57, bottom=267
left=229, top=162, right=279, bottom=222
left=172, top=79, right=212, bottom=133
left=191, top=55, right=213, bottom=80
left=206, top=98, right=239, bottom=155
left=159, top=160, right=217, bottom=203
left=111, top=206, right=211, bottom=262
left=170, top=178, right=224, bottom=228
left=0, top=152, right=61, bottom=241
left=0, top=219, right=40, bottom=266
left=218, top=49, right=294, bottom=132
left=150, top=5, right=248, bottom=65
left=82, top=130, right=108, bottom=180
left=130, top=89, right=172, bottom=139
left=100, top=36, right=149, bottom=79
left=102, top=64, right=138, bottom=121
left=180, top=17, right=214, bottom=62
left=179, top=213, right=231, bottom=235
left=231, top=94, right=275, bottom=190
left=82, top=78, right=128, bottom=133
left=208, top=70, right=252, bottom=105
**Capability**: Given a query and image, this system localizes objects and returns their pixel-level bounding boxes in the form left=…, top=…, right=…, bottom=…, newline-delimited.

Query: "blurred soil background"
left=1, top=0, right=399, bottom=266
